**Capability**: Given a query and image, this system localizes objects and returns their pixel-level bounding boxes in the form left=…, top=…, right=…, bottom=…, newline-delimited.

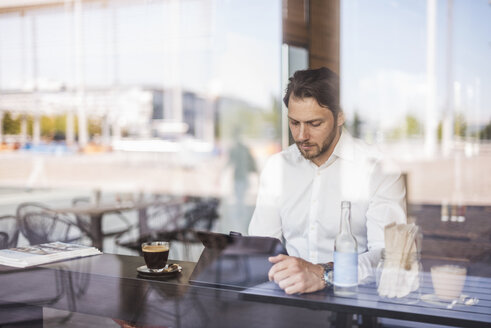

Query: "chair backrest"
left=117, top=196, right=220, bottom=252
left=0, top=232, right=8, bottom=249
left=17, top=202, right=82, bottom=245
left=144, top=200, right=184, bottom=233
left=17, top=202, right=52, bottom=223
left=184, top=197, right=220, bottom=231
left=143, top=196, right=220, bottom=233
left=0, top=215, right=21, bottom=249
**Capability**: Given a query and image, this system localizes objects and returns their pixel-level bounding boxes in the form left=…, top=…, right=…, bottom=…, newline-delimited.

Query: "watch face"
left=321, top=263, right=333, bottom=285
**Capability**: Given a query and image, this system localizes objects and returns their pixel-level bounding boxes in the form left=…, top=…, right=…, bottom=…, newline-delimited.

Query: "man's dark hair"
left=283, top=67, right=340, bottom=116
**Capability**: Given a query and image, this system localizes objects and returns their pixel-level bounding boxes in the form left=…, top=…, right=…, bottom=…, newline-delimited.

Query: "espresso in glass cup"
left=142, top=241, right=170, bottom=270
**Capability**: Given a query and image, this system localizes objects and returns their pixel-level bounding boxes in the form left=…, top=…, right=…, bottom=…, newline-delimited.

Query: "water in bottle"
left=333, top=201, right=358, bottom=295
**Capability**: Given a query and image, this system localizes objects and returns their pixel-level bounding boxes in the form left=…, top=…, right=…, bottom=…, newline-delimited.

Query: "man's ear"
left=337, top=112, right=345, bottom=126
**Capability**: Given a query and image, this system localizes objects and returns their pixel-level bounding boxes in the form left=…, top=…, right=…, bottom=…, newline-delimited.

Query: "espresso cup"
left=430, top=265, right=467, bottom=300
left=142, top=241, right=170, bottom=270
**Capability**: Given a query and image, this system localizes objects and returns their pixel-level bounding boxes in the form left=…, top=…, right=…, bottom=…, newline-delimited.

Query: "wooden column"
left=309, top=0, right=340, bottom=74
left=283, top=0, right=308, bottom=48
left=282, top=0, right=340, bottom=74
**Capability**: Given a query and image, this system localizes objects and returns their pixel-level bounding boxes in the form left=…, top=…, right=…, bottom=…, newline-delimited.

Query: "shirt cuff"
left=358, top=248, right=383, bottom=284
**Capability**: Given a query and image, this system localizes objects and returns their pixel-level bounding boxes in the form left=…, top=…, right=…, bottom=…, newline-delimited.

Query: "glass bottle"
left=333, top=201, right=358, bottom=295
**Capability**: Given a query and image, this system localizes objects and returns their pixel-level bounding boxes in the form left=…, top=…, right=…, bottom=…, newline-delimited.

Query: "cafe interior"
left=0, top=0, right=489, bottom=327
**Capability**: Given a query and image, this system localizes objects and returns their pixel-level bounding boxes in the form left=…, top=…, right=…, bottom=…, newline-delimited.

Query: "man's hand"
left=268, top=254, right=325, bottom=295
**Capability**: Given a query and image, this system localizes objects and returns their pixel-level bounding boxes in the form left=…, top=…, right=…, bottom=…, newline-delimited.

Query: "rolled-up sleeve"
left=359, top=159, right=407, bottom=283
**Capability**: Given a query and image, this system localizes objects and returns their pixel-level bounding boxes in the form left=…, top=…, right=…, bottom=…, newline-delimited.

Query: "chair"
left=143, top=196, right=219, bottom=243
left=116, top=196, right=220, bottom=261
left=184, top=197, right=220, bottom=232
left=143, top=197, right=186, bottom=238
left=12, top=204, right=90, bottom=324
left=16, top=202, right=85, bottom=245
left=72, top=197, right=133, bottom=241
left=115, top=197, right=185, bottom=254
left=169, top=197, right=220, bottom=246
left=0, top=215, right=20, bottom=249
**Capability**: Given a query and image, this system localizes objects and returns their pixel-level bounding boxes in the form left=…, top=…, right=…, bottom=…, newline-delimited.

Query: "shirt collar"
left=314, top=128, right=353, bottom=169
left=291, top=127, right=355, bottom=167
left=332, top=128, right=355, bottom=162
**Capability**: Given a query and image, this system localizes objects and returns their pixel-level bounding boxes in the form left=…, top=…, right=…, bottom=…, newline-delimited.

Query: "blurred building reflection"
left=0, top=0, right=489, bottom=269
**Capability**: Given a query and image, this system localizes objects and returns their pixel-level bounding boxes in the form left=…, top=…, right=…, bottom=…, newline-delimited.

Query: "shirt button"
left=310, top=226, right=315, bottom=231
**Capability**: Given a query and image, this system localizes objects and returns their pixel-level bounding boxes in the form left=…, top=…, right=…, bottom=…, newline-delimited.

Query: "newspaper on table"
left=0, top=242, right=102, bottom=268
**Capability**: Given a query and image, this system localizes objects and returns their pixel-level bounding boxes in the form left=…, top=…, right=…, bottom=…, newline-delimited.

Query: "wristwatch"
left=319, top=262, right=334, bottom=287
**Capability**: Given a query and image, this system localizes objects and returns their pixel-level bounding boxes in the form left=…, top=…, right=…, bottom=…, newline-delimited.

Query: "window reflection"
left=0, top=0, right=489, bottom=276
left=0, top=0, right=281, bottom=251
left=341, top=0, right=490, bottom=275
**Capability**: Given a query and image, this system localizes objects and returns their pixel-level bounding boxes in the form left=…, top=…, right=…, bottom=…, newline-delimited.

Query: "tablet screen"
left=189, top=231, right=287, bottom=290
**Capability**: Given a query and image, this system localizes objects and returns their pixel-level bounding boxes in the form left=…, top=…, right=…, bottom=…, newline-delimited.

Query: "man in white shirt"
left=248, top=67, right=406, bottom=294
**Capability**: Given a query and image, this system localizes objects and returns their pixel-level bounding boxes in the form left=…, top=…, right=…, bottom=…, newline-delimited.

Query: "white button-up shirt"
left=248, top=130, right=406, bottom=282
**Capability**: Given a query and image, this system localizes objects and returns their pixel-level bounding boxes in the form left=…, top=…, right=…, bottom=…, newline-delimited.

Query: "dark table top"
left=0, top=254, right=490, bottom=327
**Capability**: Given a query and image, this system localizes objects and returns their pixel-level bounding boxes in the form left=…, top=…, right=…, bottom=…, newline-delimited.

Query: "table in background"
left=53, top=201, right=137, bottom=250
left=411, top=204, right=491, bottom=276
left=54, top=197, right=194, bottom=251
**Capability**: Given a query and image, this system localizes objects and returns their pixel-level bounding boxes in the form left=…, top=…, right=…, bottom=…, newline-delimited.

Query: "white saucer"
left=137, top=263, right=182, bottom=277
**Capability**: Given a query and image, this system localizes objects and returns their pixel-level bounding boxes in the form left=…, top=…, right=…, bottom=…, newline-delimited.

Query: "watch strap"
left=319, top=262, right=333, bottom=287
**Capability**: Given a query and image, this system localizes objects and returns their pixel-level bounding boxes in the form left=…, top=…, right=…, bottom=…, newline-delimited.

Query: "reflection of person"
left=248, top=67, right=406, bottom=294
left=227, top=132, right=257, bottom=209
